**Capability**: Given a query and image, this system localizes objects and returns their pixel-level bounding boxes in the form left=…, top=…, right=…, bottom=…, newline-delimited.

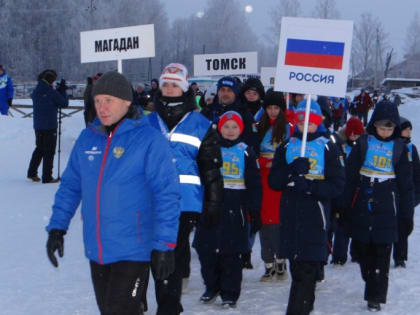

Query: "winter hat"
left=159, top=63, right=189, bottom=92
left=242, top=77, right=265, bottom=99
left=218, top=111, right=244, bottom=134
left=345, top=117, right=364, bottom=137
left=217, top=76, right=240, bottom=96
left=263, top=89, right=286, bottom=111
left=400, top=116, right=412, bottom=131
left=295, top=100, right=323, bottom=126
left=92, top=71, right=133, bottom=102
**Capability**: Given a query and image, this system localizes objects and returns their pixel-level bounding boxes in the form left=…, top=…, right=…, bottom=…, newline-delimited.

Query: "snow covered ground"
left=0, top=96, right=419, bottom=315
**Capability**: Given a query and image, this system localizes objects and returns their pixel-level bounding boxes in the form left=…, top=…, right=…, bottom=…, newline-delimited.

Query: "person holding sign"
left=268, top=100, right=345, bottom=315
left=343, top=100, right=414, bottom=312
left=143, top=63, right=223, bottom=315
left=193, top=111, right=262, bottom=308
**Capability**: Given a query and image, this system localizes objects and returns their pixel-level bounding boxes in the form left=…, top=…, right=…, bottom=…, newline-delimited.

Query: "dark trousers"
left=393, top=233, right=408, bottom=262
left=27, top=129, right=57, bottom=182
left=357, top=111, right=369, bottom=126
left=333, top=225, right=350, bottom=262
left=151, top=212, right=198, bottom=315
left=286, top=260, right=318, bottom=315
left=353, top=240, right=392, bottom=304
left=197, top=250, right=243, bottom=301
left=90, top=260, right=150, bottom=315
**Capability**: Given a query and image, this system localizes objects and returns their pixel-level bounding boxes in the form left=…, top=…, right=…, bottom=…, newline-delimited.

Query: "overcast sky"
left=164, top=0, right=419, bottom=62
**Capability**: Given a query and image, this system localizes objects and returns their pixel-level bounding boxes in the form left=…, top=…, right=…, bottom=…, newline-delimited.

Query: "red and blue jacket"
left=46, top=117, right=181, bottom=264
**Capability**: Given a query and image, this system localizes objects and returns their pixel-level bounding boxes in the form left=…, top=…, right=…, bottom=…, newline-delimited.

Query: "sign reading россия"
left=194, top=52, right=258, bottom=76
left=275, top=17, right=353, bottom=97
left=80, top=24, right=155, bottom=63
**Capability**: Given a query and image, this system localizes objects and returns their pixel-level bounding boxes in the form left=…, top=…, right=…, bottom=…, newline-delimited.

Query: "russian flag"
left=285, top=38, right=344, bottom=70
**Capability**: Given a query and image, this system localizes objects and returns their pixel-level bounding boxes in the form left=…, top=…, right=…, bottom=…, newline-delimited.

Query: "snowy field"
left=0, top=95, right=419, bottom=315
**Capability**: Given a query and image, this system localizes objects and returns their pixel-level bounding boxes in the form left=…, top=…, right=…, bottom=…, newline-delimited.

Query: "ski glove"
left=7, top=98, right=12, bottom=107
left=249, top=210, right=262, bottom=234
left=399, top=217, right=414, bottom=237
left=290, top=157, right=310, bottom=175
left=46, top=229, right=66, bottom=267
left=292, top=175, right=313, bottom=194
left=151, top=250, right=175, bottom=280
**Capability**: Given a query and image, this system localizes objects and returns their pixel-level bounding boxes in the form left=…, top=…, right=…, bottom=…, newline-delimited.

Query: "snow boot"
left=242, top=252, right=253, bottom=269
left=200, top=289, right=220, bottom=304
left=367, top=301, right=381, bottom=312
left=42, top=177, right=60, bottom=184
left=395, top=260, right=406, bottom=268
left=221, top=300, right=237, bottom=308
left=27, top=176, right=41, bottom=182
left=260, top=263, right=276, bottom=282
left=275, top=259, right=288, bottom=280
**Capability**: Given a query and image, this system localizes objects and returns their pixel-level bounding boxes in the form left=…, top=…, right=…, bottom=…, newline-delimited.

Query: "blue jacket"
left=46, top=117, right=181, bottom=264
left=144, top=111, right=211, bottom=213
left=0, top=71, right=14, bottom=112
left=32, top=80, right=69, bottom=130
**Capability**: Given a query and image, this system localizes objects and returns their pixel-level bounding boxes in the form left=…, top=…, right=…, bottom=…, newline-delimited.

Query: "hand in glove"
left=398, top=217, right=414, bottom=237
left=7, top=98, right=12, bottom=107
left=151, top=250, right=175, bottom=280
left=56, top=79, right=68, bottom=94
left=292, top=175, right=312, bottom=194
left=200, top=201, right=220, bottom=228
left=46, top=229, right=66, bottom=267
left=290, top=157, right=310, bottom=175
left=249, top=210, right=262, bottom=234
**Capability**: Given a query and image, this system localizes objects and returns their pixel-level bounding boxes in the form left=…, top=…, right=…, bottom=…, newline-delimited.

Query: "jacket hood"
left=366, top=100, right=400, bottom=138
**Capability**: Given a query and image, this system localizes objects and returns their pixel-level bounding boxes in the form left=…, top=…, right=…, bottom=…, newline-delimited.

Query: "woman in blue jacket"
left=46, top=71, right=181, bottom=315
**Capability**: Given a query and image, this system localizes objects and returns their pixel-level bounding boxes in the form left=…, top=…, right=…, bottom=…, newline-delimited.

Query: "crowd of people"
left=0, top=62, right=417, bottom=315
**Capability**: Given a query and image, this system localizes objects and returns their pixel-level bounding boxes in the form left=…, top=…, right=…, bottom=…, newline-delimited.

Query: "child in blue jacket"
left=193, top=111, right=262, bottom=308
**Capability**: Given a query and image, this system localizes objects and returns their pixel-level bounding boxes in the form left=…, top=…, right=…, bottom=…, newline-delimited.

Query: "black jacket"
left=200, top=97, right=260, bottom=155
left=155, top=90, right=224, bottom=218
left=344, top=101, right=414, bottom=244
left=268, top=131, right=345, bottom=261
left=193, top=138, right=262, bottom=254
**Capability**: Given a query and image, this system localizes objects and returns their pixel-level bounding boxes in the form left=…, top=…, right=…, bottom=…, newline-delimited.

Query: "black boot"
left=241, top=252, right=253, bottom=269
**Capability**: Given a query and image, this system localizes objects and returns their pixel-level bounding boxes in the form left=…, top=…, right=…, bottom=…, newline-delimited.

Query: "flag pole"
left=300, top=94, right=311, bottom=157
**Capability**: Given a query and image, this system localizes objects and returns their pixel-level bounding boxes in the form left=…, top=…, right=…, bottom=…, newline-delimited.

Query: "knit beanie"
left=242, top=77, right=265, bottom=99
left=218, top=111, right=244, bottom=134
left=92, top=71, right=133, bottom=102
left=263, top=89, right=286, bottom=111
left=217, top=76, right=240, bottom=96
left=159, top=63, right=189, bottom=92
left=345, top=117, right=365, bottom=137
left=295, top=100, right=323, bottom=126
left=400, top=116, right=412, bottom=131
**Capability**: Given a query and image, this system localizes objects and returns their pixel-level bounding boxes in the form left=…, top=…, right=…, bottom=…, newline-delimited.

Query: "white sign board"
left=260, top=67, right=277, bottom=87
left=80, top=24, right=155, bottom=63
left=274, top=17, right=353, bottom=97
left=194, top=52, right=258, bottom=76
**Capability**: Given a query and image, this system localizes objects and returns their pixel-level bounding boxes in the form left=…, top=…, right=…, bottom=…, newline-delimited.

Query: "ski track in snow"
left=0, top=95, right=419, bottom=314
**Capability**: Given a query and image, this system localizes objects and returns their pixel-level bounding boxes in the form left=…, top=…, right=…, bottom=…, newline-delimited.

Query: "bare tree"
left=404, top=11, right=420, bottom=56
left=312, top=0, right=340, bottom=19
left=352, top=12, right=389, bottom=86
left=268, top=0, right=301, bottom=43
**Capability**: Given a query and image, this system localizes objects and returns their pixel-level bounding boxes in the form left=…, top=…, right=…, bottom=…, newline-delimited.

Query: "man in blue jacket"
left=0, top=64, right=14, bottom=115
left=46, top=71, right=181, bottom=315
left=27, top=70, right=69, bottom=183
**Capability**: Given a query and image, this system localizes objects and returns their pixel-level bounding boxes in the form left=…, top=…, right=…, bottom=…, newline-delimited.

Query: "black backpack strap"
left=392, top=138, right=405, bottom=167
left=359, top=134, right=368, bottom=164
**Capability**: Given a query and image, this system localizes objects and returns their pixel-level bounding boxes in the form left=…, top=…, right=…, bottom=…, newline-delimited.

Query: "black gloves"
left=56, top=79, right=68, bottom=94
left=292, top=175, right=313, bottom=194
left=249, top=211, right=262, bottom=234
left=290, top=157, right=310, bottom=175
left=7, top=98, right=12, bottom=107
left=200, top=201, right=221, bottom=227
left=399, top=217, right=414, bottom=237
left=151, top=250, right=175, bottom=280
left=46, top=229, right=66, bottom=267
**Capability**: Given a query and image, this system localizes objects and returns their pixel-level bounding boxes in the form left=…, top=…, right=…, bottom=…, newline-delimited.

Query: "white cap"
left=159, top=63, right=189, bottom=92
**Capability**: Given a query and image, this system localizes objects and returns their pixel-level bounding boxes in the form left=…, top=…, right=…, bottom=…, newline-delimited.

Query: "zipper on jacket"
left=391, top=191, right=397, bottom=216
left=95, top=124, right=122, bottom=264
left=239, top=208, right=245, bottom=227
left=317, top=201, right=326, bottom=231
